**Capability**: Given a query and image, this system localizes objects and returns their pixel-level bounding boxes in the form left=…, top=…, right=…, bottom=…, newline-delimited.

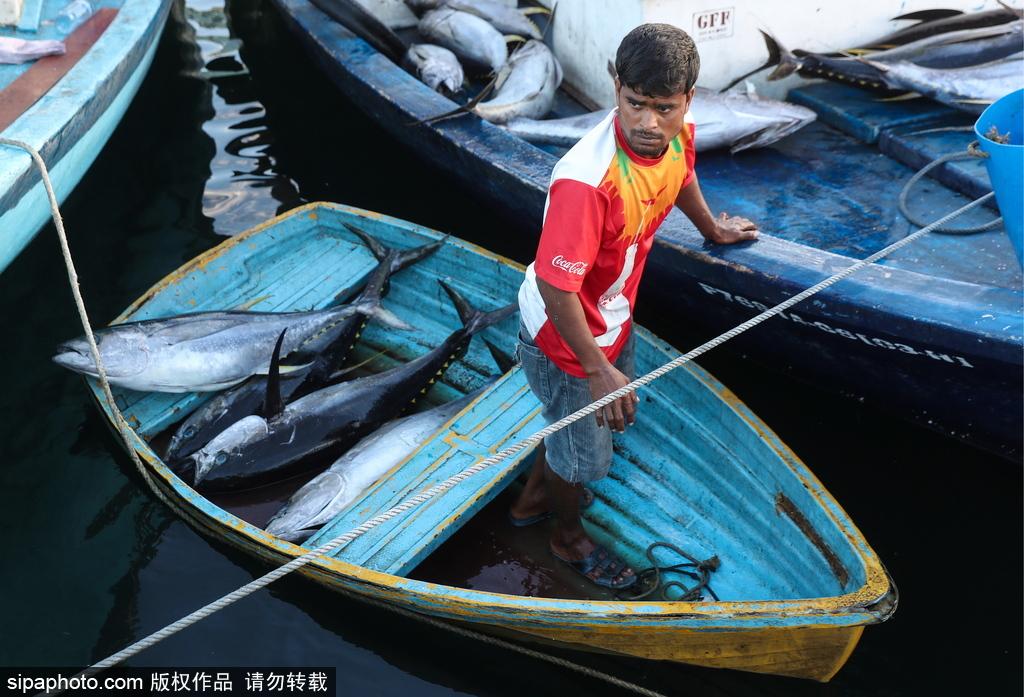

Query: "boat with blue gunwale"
left=0, top=0, right=173, bottom=273
left=83, top=202, right=895, bottom=682
left=264, top=0, right=1023, bottom=461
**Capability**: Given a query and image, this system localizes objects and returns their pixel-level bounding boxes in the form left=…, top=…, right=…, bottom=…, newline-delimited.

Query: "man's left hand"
left=710, top=212, right=759, bottom=244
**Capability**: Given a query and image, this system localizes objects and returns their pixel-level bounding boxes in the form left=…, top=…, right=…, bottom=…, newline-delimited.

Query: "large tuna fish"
left=474, top=40, right=562, bottom=124
left=418, top=7, right=508, bottom=73
left=191, top=282, right=516, bottom=491
left=503, top=86, right=816, bottom=154
left=52, top=232, right=424, bottom=393
left=163, top=227, right=443, bottom=463
left=265, top=385, right=487, bottom=542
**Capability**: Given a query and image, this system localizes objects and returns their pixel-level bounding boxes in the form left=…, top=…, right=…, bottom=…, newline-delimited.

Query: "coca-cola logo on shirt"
left=551, top=255, right=588, bottom=275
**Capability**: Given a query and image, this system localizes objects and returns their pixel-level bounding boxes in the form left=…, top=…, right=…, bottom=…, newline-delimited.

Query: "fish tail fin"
left=438, top=280, right=517, bottom=336
left=344, top=223, right=440, bottom=305
left=264, top=329, right=287, bottom=419
left=761, top=30, right=799, bottom=81
left=722, top=29, right=792, bottom=91
left=542, top=0, right=557, bottom=40
left=344, top=222, right=389, bottom=261
left=483, top=339, right=515, bottom=375
left=390, top=235, right=447, bottom=274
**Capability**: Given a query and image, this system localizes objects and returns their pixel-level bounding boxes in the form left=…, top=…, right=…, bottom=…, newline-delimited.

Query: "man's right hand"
left=587, top=364, right=639, bottom=432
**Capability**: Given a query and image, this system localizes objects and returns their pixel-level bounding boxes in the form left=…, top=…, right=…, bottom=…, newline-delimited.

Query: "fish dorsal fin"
left=890, top=9, right=962, bottom=22
left=343, top=222, right=389, bottom=261
left=390, top=235, right=447, bottom=273
left=264, top=329, right=287, bottom=419
left=483, top=339, right=514, bottom=374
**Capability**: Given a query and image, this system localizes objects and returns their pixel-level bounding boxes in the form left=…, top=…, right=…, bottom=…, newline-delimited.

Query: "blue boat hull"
left=268, top=0, right=1022, bottom=461
left=0, top=0, right=174, bottom=273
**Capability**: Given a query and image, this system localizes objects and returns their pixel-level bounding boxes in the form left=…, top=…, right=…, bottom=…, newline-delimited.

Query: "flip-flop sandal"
left=552, top=544, right=637, bottom=590
left=507, top=488, right=595, bottom=528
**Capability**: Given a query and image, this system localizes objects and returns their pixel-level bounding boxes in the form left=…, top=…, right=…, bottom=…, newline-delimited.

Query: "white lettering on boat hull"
left=697, top=282, right=975, bottom=368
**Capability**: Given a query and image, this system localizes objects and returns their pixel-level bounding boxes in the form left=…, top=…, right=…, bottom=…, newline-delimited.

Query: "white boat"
left=539, top=0, right=1012, bottom=105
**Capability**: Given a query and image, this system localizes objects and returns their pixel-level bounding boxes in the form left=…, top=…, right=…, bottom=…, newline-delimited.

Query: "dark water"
left=1, top=1, right=1020, bottom=694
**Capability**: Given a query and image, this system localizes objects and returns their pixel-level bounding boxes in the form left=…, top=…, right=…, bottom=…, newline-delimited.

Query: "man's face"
left=614, top=79, right=694, bottom=158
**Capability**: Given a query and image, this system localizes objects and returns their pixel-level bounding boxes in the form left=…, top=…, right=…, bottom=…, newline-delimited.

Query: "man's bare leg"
left=545, top=464, right=634, bottom=587
left=509, top=443, right=550, bottom=522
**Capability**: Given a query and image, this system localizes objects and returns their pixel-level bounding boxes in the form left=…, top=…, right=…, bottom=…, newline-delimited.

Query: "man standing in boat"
left=511, top=24, right=758, bottom=589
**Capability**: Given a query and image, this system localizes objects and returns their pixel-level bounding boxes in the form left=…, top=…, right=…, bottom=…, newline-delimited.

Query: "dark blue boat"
left=268, top=0, right=1023, bottom=460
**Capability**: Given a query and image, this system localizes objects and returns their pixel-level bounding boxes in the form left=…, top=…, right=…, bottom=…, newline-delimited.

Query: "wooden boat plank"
left=309, top=368, right=544, bottom=575
left=0, top=9, right=117, bottom=132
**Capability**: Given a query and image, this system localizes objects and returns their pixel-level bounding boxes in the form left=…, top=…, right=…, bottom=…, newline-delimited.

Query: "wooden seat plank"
left=307, top=368, right=545, bottom=576
left=0, top=8, right=117, bottom=132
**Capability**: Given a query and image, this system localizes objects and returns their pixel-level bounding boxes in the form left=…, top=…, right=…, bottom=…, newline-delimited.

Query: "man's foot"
left=551, top=541, right=636, bottom=590
left=508, top=487, right=595, bottom=527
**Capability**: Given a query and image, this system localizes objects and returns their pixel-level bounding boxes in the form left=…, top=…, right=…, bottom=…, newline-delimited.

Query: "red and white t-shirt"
left=518, top=109, right=697, bottom=377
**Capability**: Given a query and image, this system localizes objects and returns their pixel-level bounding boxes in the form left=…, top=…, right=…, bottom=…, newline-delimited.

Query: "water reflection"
left=181, top=0, right=302, bottom=235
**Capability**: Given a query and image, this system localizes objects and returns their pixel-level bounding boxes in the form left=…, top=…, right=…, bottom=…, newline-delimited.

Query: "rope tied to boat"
left=897, top=133, right=1002, bottom=234
left=3, top=136, right=993, bottom=689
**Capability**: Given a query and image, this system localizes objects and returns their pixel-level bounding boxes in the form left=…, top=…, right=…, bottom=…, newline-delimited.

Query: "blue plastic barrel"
left=975, top=89, right=1024, bottom=267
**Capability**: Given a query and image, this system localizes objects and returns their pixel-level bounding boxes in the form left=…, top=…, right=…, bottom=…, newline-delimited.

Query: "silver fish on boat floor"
left=418, top=7, right=508, bottom=73
left=859, top=21, right=1023, bottom=69
left=404, top=43, right=465, bottom=93
left=439, top=0, right=542, bottom=40
left=405, top=0, right=516, bottom=11
left=52, top=304, right=383, bottom=393
left=475, top=39, right=562, bottom=124
left=865, top=53, right=1024, bottom=113
left=265, top=386, right=485, bottom=542
left=503, top=87, right=816, bottom=154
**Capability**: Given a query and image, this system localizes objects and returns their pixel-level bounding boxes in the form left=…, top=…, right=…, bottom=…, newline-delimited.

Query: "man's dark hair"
left=615, top=24, right=700, bottom=97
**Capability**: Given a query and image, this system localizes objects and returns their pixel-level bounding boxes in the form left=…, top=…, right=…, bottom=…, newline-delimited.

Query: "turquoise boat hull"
left=0, top=0, right=173, bottom=274
left=84, top=202, right=895, bottom=681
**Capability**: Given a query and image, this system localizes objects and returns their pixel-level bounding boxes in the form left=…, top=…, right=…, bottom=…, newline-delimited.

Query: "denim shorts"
left=517, top=325, right=635, bottom=484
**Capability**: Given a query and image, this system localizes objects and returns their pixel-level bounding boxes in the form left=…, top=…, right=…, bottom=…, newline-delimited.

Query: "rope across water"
left=1, top=137, right=992, bottom=692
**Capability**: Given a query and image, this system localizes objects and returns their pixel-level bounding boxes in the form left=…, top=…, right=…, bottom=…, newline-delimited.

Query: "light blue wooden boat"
left=0, top=0, right=173, bottom=273
left=84, top=203, right=895, bottom=681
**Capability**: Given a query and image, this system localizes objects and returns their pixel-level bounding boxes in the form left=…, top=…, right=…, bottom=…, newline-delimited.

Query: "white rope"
left=0, top=138, right=173, bottom=511
left=4, top=136, right=991, bottom=687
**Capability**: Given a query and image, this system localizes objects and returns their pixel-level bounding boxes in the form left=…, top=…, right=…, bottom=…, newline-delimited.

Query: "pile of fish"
left=735, top=6, right=1024, bottom=113
left=318, top=0, right=815, bottom=152
left=504, top=85, right=817, bottom=154
left=53, top=228, right=516, bottom=542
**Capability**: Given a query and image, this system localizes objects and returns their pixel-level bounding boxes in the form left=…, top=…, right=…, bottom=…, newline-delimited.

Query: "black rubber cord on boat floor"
left=898, top=142, right=1003, bottom=234
left=615, top=542, right=721, bottom=602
